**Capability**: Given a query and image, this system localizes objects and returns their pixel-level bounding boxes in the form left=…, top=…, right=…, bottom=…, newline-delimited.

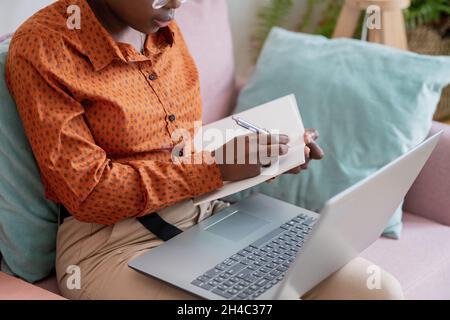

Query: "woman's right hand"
left=213, top=134, right=290, bottom=182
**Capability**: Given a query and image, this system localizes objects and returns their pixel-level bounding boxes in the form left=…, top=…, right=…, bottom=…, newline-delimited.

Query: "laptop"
left=129, top=133, right=442, bottom=300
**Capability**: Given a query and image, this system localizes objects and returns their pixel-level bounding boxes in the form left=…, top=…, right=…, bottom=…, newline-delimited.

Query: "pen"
left=232, top=116, right=271, bottom=135
left=232, top=116, right=297, bottom=152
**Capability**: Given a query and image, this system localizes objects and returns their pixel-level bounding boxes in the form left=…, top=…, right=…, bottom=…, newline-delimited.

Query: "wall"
left=0, top=0, right=54, bottom=35
left=226, top=0, right=261, bottom=78
left=0, top=0, right=307, bottom=77
left=227, top=0, right=307, bottom=78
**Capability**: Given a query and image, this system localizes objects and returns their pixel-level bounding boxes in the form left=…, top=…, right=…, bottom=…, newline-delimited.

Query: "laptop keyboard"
left=191, top=213, right=317, bottom=300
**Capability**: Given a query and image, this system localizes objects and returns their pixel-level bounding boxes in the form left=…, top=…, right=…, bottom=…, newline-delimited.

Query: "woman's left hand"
left=286, top=128, right=324, bottom=174
left=267, top=129, right=325, bottom=183
left=265, top=128, right=324, bottom=184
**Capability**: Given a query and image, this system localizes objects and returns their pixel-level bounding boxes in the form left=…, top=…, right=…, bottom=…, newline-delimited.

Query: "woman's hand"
left=286, top=128, right=324, bottom=174
left=214, top=134, right=290, bottom=182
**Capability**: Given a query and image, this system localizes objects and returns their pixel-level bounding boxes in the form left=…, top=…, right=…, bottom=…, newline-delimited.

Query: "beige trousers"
left=56, top=200, right=404, bottom=300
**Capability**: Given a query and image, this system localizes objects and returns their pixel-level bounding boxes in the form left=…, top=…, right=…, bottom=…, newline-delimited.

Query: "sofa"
left=1, top=0, right=450, bottom=300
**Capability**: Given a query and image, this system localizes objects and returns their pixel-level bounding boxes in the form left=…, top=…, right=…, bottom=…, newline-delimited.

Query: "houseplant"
left=405, top=0, right=450, bottom=121
left=254, top=0, right=450, bottom=44
left=252, top=0, right=343, bottom=58
left=253, top=0, right=450, bottom=121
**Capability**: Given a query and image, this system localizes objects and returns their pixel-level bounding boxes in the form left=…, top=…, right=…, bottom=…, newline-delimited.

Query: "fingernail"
left=281, top=134, right=290, bottom=143
left=305, top=135, right=312, bottom=144
left=305, top=146, right=311, bottom=155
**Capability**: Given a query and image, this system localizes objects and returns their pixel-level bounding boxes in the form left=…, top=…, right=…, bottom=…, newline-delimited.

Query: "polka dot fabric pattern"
left=6, top=0, right=223, bottom=225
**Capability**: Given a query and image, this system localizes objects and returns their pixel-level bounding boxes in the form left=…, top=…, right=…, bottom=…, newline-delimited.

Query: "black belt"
left=59, top=205, right=182, bottom=242
left=137, top=214, right=183, bottom=241
left=59, top=205, right=72, bottom=225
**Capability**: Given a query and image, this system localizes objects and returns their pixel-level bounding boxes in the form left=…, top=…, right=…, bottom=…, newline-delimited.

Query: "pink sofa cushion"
left=0, top=34, right=12, bottom=43
left=405, top=122, right=450, bottom=226
left=35, top=274, right=60, bottom=296
left=0, top=272, right=64, bottom=300
left=176, top=0, right=237, bottom=124
left=362, top=212, right=450, bottom=299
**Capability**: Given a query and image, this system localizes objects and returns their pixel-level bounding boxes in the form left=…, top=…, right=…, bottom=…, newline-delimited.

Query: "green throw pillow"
left=0, top=37, right=58, bottom=282
left=229, top=28, right=450, bottom=239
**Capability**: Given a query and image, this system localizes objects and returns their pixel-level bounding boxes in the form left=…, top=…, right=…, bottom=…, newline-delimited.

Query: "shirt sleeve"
left=6, top=48, right=223, bottom=225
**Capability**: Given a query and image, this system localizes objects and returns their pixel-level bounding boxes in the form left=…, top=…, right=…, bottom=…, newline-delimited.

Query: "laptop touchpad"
left=205, top=210, right=269, bottom=242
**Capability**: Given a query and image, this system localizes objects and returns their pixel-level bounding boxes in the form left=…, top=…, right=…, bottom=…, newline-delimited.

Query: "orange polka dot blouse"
left=6, top=0, right=223, bottom=225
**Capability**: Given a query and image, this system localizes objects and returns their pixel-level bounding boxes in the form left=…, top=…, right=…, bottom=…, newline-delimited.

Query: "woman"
left=6, top=0, right=403, bottom=300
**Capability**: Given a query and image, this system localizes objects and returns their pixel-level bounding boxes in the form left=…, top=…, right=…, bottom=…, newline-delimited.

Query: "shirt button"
left=148, top=73, right=158, bottom=81
left=168, top=114, right=176, bottom=122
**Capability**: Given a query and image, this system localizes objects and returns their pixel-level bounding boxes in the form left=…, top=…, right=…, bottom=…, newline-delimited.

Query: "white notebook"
left=193, top=94, right=305, bottom=205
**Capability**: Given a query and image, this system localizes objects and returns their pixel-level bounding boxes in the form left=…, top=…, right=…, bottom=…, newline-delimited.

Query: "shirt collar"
left=66, top=0, right=175, bottom=72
